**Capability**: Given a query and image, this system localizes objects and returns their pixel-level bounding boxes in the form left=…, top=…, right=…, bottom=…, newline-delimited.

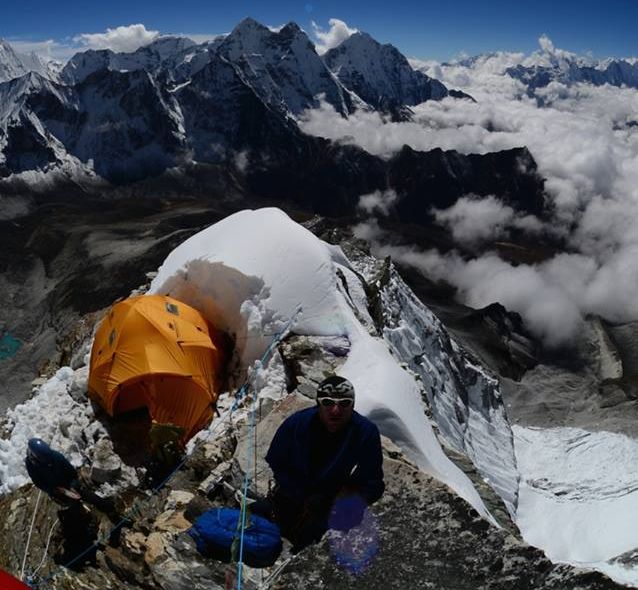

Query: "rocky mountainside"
left=0, top=400, right=624, bottom=590
left=0, top=216, right=627, bottom=590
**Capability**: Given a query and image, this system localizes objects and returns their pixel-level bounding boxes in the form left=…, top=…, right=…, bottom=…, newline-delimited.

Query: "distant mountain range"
left=0, top=17, right=553, bottom=236
left=0, top=39, right=58, bottom=83
left=0, top=19, right=474, bottom=183
left=506, top=57, right=638, bottom=92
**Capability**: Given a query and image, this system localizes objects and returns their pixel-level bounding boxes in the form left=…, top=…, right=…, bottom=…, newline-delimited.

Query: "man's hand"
left=328, top=493, right=367, bottom=531
left=55, top=486, right=81, bottom=500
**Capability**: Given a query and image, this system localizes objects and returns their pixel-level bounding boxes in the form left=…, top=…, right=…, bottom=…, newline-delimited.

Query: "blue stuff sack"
left=188, top=507, right=282, bottom=568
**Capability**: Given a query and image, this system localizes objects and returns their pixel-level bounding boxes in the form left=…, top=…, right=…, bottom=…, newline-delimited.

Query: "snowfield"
left=514, top=424, right=638, bottom=586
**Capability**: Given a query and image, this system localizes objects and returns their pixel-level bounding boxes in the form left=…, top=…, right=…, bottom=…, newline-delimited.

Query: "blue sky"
left=2, top=0, right=637, bottom=61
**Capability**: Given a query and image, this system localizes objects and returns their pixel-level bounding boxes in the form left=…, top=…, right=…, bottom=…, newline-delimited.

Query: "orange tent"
left=88, top=295, right=225, bottom=442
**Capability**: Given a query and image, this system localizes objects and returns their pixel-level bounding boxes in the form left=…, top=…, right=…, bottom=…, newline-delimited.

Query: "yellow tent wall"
left=88, top=295, right=225, bottom=442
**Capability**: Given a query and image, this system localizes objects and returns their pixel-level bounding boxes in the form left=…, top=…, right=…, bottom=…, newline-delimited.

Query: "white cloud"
left=433, top=195, right=543, bottom=245
left=74, top=24, right=160, bottom=53
left=357, top=189, right=397, bottom=216
left=307, top=39, right=638, bottom=344
left=311, top=18, right=358, bottom=55
left=532, top=34, right=580, bottom=66
left=10, top=29, right=222, bottom=64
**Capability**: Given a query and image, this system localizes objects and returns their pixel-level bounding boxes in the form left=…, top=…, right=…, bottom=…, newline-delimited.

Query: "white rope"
left=30, top=519, right=59, bottom=578
left=20, top=489, right=42, bottom=581
left=258, top=555, right=296, bottom=590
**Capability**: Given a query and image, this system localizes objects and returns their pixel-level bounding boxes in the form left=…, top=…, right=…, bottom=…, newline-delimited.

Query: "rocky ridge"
left=0, top=226, right=626, bottom=589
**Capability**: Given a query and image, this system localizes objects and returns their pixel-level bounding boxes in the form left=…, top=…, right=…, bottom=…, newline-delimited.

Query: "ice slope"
left=149, top=207, right=494, bottom=521
left=374, top=265, right=519, bottom=516
left=514, top=425, right=638, bottom=587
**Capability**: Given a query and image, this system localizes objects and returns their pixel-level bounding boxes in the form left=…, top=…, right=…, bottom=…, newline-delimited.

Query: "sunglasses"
left=318, top=397, right=353, bottom=408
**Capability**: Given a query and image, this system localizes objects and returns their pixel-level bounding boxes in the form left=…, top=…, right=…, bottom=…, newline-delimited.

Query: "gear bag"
left=188, top=507, right=282, bottom=568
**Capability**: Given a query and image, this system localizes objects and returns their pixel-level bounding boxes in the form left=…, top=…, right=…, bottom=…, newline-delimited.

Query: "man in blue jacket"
left=25, top=438, right=123, bottom=566
left=25, top=438, right=82, bottom=503
left=263, top=375, right=384, bottom=551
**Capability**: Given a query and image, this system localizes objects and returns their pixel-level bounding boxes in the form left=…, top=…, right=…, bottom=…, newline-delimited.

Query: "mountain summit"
left=324, top=31, right=452, bottom=113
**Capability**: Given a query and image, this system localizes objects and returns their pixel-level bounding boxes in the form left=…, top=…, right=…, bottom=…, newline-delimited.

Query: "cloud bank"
left=433, top=196, right=543, bottom=245
left=358, top=189, right=398, bottom=216
left=307, top=36, right=638, bottom=345
left=74, top=24, right=160, bottom=53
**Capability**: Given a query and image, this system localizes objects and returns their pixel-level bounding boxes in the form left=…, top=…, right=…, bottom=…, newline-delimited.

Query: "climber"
left=24, top=438, right=123, bottom=565
left=256, top=375, right=385, bottom=552
left=25, top=438, right=113, bottom=509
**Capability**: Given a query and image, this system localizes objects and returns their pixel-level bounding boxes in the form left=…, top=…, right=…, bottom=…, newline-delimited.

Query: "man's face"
left=317, top=398, right=354, bottom=433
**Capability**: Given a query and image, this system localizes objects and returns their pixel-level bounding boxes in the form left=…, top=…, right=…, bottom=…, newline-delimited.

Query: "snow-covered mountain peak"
left=336, top=31, right=391, bottom=53
left=217, top=17, right=350, bottom=116
left=1, top=70, right=57, bottom=99
left=0, top=38, right=32, bottom=83
left=220, top=17, right=311, bottom=59
left=324, top=28, right=451, bottom=111
left=0, top=38, right=14, bottom=53
left=226, top=17, right=272, bottom=46
left=60, top=37, right=198, bottom=86
left=61, top=49, right=115, bottom=85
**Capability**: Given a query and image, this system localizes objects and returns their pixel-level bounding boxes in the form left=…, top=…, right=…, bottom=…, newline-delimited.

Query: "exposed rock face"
left=389, top=145, right=546, bottom=221
left=501, top=316, right=638, bottom=438
left=440, top=303, right=538, bottom=381
left=275, top=453, right=623, bottom=590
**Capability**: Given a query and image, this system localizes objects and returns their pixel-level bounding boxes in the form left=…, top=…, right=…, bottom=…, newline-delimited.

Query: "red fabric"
left=0, top=570, right=32, bottom=590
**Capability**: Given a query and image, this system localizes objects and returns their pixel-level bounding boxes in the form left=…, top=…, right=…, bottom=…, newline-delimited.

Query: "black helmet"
left=27, top=438, right=51, bottom=462
left=316, top=375, right=355, bottom=400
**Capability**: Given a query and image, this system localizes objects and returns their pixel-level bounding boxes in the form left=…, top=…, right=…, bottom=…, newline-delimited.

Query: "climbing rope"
left=20, top=489, right=41, bottom=581
left=235, top=378, right=259, bottom=589
left=31, top=307, right=301, bottom=589
left=234, top=310, right=301, bottom=589
left=30, top=520, right=58, bottom=579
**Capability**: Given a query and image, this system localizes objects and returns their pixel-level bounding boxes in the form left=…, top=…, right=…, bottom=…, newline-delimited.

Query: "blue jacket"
left=265, top=407, right=384, bottom=503
left=25, top=446, right=78, bottom=496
